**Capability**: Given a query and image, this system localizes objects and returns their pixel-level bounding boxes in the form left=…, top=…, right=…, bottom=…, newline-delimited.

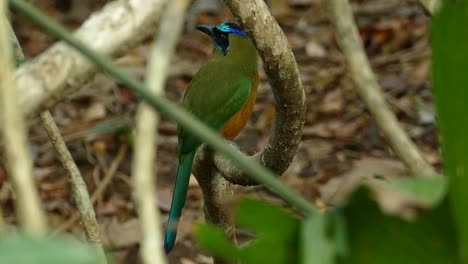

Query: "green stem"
left=9, top=0, right=317, bottom=216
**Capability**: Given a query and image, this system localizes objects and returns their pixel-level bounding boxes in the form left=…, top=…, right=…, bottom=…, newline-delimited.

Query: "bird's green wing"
left=177, top=64, right=252, bottom=154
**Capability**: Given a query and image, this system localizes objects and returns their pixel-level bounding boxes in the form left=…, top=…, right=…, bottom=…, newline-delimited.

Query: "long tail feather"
left=164, top=151, right=196, bottom=253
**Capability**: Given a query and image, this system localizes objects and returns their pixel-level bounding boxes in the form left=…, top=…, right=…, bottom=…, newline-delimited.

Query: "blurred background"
left=8, top=0, right=435, bottom=263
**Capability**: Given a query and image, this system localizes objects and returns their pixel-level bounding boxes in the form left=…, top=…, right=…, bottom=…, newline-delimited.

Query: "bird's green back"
left=178, top=34, right=258, bottom=154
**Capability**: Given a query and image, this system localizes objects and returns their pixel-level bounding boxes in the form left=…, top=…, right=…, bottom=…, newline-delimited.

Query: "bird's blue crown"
left=215, top=22, right=249, bottom=38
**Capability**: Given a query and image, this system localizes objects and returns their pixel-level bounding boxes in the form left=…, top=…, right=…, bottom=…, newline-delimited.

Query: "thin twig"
left=0, top=2, right=46, bottom=235
left=53, top=145, right=127, bottom=235
left=328, top=0, right=436, bottom=177
left=132, top=0, right=189, bottom=263
left=40, top=111, right=107, bottom=262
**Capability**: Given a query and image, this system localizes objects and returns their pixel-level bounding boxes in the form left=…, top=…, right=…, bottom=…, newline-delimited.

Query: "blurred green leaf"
left=374, top=175, right=447, bottom=207
left=432, top=0, right=468, bottom=261
left=338, top=190, right=459, bottom=264
left=236, top=198, right=299, bottom=241
left=196, top=198, right=300, bottom=264
left=0, top=235, right=100, bottom=264
left=196, top=224, right=240, bottom=260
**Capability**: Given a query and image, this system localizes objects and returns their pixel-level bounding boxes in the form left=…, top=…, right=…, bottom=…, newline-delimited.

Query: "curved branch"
left=204, top=0, right=306, bottom=184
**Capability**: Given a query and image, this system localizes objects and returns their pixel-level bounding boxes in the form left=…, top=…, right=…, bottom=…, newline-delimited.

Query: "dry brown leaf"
left=319, top=89, right=344, bottom=114
left=320, top=157, right=407, bottom=205
left=305, top=40, right=326, bottom=58
left=100, top=218, right=141, bottom=248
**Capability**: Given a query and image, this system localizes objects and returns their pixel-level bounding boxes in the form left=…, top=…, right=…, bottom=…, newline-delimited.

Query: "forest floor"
left=8, top=0, right=436, bottom=263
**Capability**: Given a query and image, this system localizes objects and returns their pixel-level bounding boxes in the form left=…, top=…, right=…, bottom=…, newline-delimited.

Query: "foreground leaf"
left=339, top=190, right=459, bottom=264
left=432, top=0, right=468, bottom=260
left=197, top=198, right=300, bottom=264
left=0, top=235, right=100, bottom=264
left=374, top=175, right=447, bottom=207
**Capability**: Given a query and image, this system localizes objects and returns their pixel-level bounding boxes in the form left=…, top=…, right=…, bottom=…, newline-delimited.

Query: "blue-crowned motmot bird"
left=164, top=22, right=259, bottom=253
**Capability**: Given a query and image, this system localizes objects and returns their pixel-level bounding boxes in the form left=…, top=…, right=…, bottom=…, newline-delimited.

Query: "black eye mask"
left=212, top=28, right=229, bottom=56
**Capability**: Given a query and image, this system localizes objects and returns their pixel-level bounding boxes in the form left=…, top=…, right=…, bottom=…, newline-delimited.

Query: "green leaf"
left=0, top=235, right=100, bottom=264
left=339, top=190, right=459, bottom=264
left=236, top=198, right=299, bottom=241
left=374, top=175, right=447, bottom=207
left=196, top=224, right=241, bottom=260
left=197, top=198, right=300, bottom=264
left=300, top=214, right=334, bottom=264
left=432, top=0, right=468, bottom=261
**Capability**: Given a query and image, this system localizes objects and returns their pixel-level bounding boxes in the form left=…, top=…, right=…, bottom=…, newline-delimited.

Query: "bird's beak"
left=195, top=25, right=214, bottom=37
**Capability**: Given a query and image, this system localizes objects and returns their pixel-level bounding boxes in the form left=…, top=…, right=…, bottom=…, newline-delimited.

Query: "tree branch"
left=328, top=0, right=436, bottom=177
left=131, top=0, right=189, bottom=263
left=12, top=0, right=167, bottom=120
left=193, top=146, right=237, bottom=264
left=40, top=111, right=107, bottom=262
left=0, top=4, right=46, bottom=235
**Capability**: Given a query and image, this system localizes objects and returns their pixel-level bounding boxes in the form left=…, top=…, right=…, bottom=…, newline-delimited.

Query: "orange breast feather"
left=220, top=74, right=258, bottom=139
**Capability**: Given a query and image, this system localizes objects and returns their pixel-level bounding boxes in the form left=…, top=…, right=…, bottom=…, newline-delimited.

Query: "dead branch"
left=40, top=111, right=106, bottom=262
left=328, top=0, right=435, bottom=177
left=0, top=6, right=46, bottom=235
left=132, top=0, right=190, bottom=263
left=13, top=0, right=168, bottom=121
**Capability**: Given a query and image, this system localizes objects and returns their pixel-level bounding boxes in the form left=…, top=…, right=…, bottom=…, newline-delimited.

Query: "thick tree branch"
left=0, top=5, right=46, bottom=235
left=193, top=146, right=236, bottom=264
left=328, top=0, right=435, bottom=177
left=132, top=0, right=189, bottom=263
left=197, top=0, right=306, bottom=185
left=12, top=0, right=167, bottom=120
